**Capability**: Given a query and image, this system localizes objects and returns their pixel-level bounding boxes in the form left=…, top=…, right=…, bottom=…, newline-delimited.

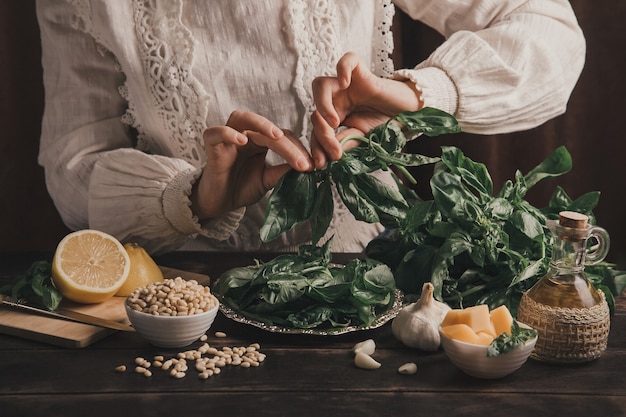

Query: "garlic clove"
left=354, top=352, right=381, bottom=370
left=352, top=339, right=376, bottom=356
left=397, top=362, right=417, bottom=375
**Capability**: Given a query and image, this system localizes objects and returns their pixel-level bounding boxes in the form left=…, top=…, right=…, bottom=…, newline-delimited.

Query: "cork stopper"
left=559, top=211, right=589, bottom=228
left=557, top=211, right=589, bottom=241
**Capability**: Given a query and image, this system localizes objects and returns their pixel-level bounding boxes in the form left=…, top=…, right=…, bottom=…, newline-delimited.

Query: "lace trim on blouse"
left=284, top=0, right=341, bottom=141
left=284, top=0, right=394, bottom=141
left=66, top=0, right=209, bottom=165
left=372, top=0, right=395, bottom=79
left=127, top=0, right=208, bottom=164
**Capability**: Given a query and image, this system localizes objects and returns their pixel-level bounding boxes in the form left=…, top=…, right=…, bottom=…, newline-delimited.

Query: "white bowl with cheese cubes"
left=438, top=304, right=537, bottom=379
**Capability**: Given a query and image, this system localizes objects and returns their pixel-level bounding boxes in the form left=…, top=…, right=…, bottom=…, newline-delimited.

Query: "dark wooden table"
left=1, top=251, right=624, bottom=417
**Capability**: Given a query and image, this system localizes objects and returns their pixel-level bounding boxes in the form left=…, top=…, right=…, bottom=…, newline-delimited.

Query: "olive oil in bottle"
left=517, top=211, right=611, bottom=363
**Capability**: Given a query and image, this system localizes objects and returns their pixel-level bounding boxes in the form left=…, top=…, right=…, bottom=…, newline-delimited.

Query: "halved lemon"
left=51, top=229, right=131, bottom=304
left=115, top=242, right=164, bottom=296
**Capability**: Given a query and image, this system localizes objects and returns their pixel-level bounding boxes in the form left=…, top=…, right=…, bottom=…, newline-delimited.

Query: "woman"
left=36, top=0, right=585, bottom=254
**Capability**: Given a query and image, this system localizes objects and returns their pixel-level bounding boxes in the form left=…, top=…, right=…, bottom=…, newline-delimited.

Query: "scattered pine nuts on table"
left=115, top=342, right=265, bottom=380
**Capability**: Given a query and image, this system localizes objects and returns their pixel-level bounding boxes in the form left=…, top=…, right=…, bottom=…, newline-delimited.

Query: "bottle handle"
left=585, top=226, right=610, bottom=265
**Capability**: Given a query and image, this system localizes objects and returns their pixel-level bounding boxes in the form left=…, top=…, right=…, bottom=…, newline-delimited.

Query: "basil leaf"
left=384, top=152, right=441, bottom=168
left=286, top=305, right=334, bottom=329
left=524, top=145, right=572, bottom=189
left=510, top=210, right=544, bottom=241
left=333, top=169, right=380, bottom=224
left=487, top=321, right=538, bottom=357
left=309, top=176, right=334, bottom=245
left=430, top=171, right=479, bottom=220
left=441, top=146, right=493, bottom=197
left=42, top=288, right=63, bottom=312
left=260, top=169, right=318, bottom=242
left=352, top=173, right=409, bottom=227
left=394, top=107, right=461, bottom=137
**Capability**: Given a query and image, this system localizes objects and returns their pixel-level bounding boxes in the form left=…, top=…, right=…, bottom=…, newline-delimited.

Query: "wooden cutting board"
left=0, top=266, right=210, bottom=348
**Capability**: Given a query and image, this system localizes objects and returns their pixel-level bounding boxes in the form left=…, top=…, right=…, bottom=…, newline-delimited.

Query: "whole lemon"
left=115, top=243, right=164, bottom=296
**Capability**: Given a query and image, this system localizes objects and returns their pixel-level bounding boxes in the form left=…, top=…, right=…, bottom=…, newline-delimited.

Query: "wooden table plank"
left=2, top=392, right=624, bottom=417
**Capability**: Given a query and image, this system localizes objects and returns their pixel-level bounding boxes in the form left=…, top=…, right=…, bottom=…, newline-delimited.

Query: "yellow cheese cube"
left=490, top=305, right=514, bottom=336
left=459, top=304, right=492, bottom=334
left=441, top=309, right=463, bottom=327
left=440, top=323, right=480, bottom=345
left=475, top=331, right=495, bottom=346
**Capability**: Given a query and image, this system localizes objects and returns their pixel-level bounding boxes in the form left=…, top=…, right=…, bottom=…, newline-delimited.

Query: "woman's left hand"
left=310, top=52, right=423, bottom=169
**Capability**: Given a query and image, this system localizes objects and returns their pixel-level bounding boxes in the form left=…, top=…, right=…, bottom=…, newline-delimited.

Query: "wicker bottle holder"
left=517, top=291, right=610, bottom=363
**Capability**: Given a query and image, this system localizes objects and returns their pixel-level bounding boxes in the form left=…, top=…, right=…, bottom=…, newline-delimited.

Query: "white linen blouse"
left=36, top=0, right=585, bottom=254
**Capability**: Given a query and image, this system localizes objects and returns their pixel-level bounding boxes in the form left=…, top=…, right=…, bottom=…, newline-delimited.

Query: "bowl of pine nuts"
left=125, top=277, right=220, bottom=348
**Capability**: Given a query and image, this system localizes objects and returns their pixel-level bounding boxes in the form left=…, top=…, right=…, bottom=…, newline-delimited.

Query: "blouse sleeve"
left=36, top=1, right=243, bottom=254
left=392, top=0, right=586, bottom=134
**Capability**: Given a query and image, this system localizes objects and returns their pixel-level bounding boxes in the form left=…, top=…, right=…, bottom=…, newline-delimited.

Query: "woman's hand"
left=191, top=110, right=313, bottom=220
left=310, top=51, right=423, bottom=169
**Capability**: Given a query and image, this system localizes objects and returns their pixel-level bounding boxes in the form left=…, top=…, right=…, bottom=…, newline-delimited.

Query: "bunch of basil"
left=213, top=239, right=397, bottom=329
left=366, top=145, right=626, bottom=316
left=260, top=108, right=461, bottom=245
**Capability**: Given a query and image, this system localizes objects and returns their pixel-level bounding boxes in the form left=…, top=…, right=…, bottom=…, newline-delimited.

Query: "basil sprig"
left=487, top=321, right=538, bottom=357
left=260, top=108, right=461, bottom=245
left=0, top=260, right=62, bottom=311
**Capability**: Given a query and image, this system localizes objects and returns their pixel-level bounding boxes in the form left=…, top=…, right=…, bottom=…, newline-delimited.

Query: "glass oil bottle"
left=517, top=211, right=611, bottom=363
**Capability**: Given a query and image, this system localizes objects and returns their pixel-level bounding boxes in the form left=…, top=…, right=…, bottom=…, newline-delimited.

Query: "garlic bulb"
left=391, top=282, right=451, bottom=351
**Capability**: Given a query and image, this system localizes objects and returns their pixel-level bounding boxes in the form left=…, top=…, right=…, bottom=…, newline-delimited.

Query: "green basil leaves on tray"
left=260, top=108, right=461, bottom=245
left=213, top=239, right=397, bottom=329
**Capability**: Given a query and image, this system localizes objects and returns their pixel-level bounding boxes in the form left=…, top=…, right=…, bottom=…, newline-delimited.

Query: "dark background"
left=1, top=2, right=624, bottom=268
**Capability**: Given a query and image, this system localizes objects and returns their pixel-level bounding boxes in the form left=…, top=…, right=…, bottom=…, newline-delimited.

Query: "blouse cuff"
left=393, top=67, right=459, bottom=116
left=163, top=168, right=246, bottom=241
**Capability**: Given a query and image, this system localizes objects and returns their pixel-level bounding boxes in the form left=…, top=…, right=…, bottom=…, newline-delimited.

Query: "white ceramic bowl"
left=439, top=323, right=537, bottom=379
left=125, top=299, right=219, bottom=348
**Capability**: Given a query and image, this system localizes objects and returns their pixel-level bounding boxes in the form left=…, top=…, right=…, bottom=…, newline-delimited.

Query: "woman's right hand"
left=191, top=110, right=313, bottom=220
left=310, top=52, right=423, bottom=169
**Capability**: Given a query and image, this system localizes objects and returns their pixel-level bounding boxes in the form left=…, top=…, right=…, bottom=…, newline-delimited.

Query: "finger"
left=226, top=109, right=284, bottom=140
left=310, top=110, right=342, bottom=169
left=311, top=76, right=343, bottom=129
left=335, top=52, right=360, bottom=89
left=246, top=130, right=313, bottom=172
left=263, top=163, right=292, bottom=191
left=310, top=130, right=327, bottom=170
left=203, top=125, right=248, bottom=146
